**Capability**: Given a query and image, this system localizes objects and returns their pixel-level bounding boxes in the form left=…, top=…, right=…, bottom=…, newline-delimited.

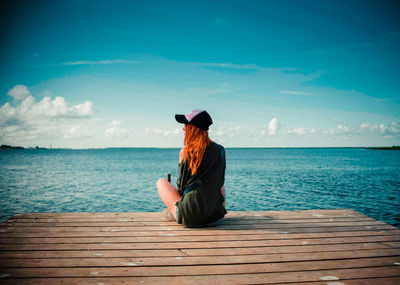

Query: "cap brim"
left=175, top=114, right=189, bottom=124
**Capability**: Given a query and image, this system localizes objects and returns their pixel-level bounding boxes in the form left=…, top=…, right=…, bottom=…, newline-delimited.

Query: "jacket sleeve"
left=176, top=162, right=185, bottom=196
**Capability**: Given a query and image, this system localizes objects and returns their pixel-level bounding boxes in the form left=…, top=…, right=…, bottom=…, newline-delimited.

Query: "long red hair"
left=182, top=124, right=211, bottom=175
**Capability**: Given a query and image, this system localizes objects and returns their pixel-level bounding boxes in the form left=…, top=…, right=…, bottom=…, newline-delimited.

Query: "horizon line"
left=2, top=145, right=399, bottom=150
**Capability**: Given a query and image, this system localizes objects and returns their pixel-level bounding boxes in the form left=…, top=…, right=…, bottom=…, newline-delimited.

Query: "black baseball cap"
left=175, top=109, right=213, bottom=130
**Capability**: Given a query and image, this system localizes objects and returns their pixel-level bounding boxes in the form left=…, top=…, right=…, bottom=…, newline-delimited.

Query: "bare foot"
left=162, top=208, right=176, bottom=222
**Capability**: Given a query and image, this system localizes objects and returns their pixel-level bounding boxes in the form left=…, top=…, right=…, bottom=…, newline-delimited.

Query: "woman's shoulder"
left=207, top=141, right=224, bottom=151
left=205, top=142, right=224, bottom=158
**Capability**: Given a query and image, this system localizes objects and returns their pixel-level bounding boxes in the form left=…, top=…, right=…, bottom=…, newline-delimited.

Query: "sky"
left=0, top=0, right=399, bottom=148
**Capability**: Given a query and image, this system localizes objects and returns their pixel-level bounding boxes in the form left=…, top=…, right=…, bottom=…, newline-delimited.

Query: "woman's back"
left=176, top=142, right=226, bottom=225
left=156, top=109, right=226, bottom=226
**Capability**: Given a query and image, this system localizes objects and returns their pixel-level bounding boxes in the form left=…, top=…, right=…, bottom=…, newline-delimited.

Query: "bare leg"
left=156, top=178, right=181, bottom=220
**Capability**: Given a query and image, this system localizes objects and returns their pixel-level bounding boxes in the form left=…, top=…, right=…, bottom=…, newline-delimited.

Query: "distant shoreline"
left=1, top=144, right=400, bottom=150
left=365, top=146, right=400, bottom=150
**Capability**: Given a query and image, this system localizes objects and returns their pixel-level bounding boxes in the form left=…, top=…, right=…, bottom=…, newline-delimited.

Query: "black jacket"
left=175, top=142, right=227, bottom=226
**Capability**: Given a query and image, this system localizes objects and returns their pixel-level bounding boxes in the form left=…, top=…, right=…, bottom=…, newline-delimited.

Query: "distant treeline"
left=365, top=146, right=400, bottom=150
left=0, top=145, right=47, bottom=150
left=0, top=144, right=24, bottom=150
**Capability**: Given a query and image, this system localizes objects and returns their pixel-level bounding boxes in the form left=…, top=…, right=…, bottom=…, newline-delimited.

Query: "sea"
left=0, top=147, right=399, bottom=227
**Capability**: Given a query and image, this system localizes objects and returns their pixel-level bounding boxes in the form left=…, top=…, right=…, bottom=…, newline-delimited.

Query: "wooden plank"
left=4, top=218, right=378, bottom=228
left=181, top=242, right=392, bottom=256
left=0, top=243, right=391, bottom=259
left=275, top=277, right=400, bottom=285
left=3, top=267, right=399, bottom=285
left=8, top=209, right=363, bottom=219
left=1, top=224, right=394, bottom=234
left=3, top=268, right=400, bottom=285
left=5, top=276, right=400, bottom=285
left=0, top=235, right=399, bottom=251
left=1, top=232, right=398, bottom=244
left=5, top=210, right=372, bottom=220
left=0, top=249, right=185, bottom=259
left=1, top=248, right=399, bottom=268
left=1, top=227, right=396, bottom=238
left=0, top=234, right=399, bottom=246
left=2, top=209, right=367, bottom=225
left=0, top=256, right=399, bottom=278
left=2, top=219, right=387, bottom=228
left=4, top=221, right=386, bottom=229
left=0, top=229, right=397, bottom=239
left=7, top=216, right=375, bottom=224
left=384, top=242, right=400, bottom=248
left=229, top=209, right=365, bottom=217
left=1, top=210, right=378, bottom=220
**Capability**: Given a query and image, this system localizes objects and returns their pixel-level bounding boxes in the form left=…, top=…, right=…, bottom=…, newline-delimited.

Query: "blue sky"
left=0, top=0, right=399, bottom=148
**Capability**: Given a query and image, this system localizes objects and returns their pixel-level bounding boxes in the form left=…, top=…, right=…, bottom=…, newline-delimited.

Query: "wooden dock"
left=0, top=209, right=399, bottom=284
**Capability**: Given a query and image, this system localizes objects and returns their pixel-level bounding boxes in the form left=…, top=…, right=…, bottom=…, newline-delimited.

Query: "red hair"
left=182, top=124, right=211, bottom=175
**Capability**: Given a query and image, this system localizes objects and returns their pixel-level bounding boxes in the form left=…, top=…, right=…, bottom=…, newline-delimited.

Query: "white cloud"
left=111, top=120, right=123, bottom=127
left=286, top=121, right=400, bottom=142
left=211, top=126, right=241, bottom=139
left=359, top=123, right=370, bottom=129
left=288, top=127, right=306, bottom=135
left=59, top=59, right=140, bottom=66
left=280, top=90, right=314, bottom=96
left=1, top=95, right=93, bottom=123
left=74, top=101, right=93, bottom=116
left=105, top=120, right=129, bottom=138
left=374, top=122, right=399, bottom=136
left=162, top=128, right=181, bottom=137
left=323, top=128, right=336, bottom=135
left=358, top=122, right=400, bottom=136
left=63, top=125, right=93, bottom=139
left=0, top=85, right=95, bottom=146
left=390, top=122, right=400, bottom=133
left=144, top=127, right=181, bottom=137
left=7, top=85, right=30, bottom=101
left=337, top=123, right=350, bottom=133
left=268, top=118, right=280, bottom=135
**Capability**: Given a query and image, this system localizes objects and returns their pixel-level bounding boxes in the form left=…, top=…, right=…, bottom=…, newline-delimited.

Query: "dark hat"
left=175, top=109, right=213, bottom=130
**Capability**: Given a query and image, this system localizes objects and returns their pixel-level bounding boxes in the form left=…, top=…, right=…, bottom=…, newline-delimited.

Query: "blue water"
left=0, top=148, right=399, bottom=227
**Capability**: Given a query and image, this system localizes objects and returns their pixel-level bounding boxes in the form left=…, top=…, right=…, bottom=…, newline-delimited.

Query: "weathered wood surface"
left=0, top=209, right=399, bottom=284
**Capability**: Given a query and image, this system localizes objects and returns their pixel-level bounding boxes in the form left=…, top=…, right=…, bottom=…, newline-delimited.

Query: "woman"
left=156, top=109, right=227, bottom=226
